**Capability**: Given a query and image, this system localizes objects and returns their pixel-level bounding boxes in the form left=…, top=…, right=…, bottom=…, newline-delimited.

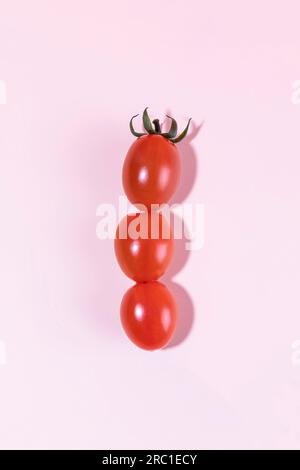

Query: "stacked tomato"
left=115, top=108, right=191, bottom=350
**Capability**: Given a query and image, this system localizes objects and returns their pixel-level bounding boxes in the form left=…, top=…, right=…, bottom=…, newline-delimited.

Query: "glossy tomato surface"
left=114, top=212, right=173, bottom=282
left=120, top=281, right=177, bottom=350
left=122, top=134, right=180, bottom=209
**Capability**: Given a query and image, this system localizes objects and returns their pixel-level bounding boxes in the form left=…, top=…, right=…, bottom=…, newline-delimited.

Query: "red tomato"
left=120, top=281, right=177, bottom=350
left=122, top=134, right=180, bottom=209
left=114, top=212, right=173, bottom=282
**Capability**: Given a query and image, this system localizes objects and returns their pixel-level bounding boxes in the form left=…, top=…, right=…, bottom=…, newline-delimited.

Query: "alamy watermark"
left=291, top=80, right=300, bottom=105
left=96, top=196, right=205, bottom=251
left=0, top=341, right=7, bottom=366
left=291, top=340, right=300, bottom=367
left=0, top=80, right=6, bottom=105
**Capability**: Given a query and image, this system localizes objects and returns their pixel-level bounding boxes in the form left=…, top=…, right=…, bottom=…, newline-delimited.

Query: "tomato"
left=114, top=212, right=173, bottom=282
left=122, top=134, right=180, bottom=209
left=123, top=109, right=191, bottom=210
left=120, top=281, right=177, bottom=350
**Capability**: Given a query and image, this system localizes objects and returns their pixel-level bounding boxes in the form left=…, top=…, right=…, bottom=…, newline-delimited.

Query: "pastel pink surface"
left=0, top=0, right=300, bottom=450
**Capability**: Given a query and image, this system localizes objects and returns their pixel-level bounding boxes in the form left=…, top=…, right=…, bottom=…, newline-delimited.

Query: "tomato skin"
left=122, top=135, right=180, bottom=209
left=120, top=281, right=177, bottom=350
left=114, top=212, right=173, bottom=282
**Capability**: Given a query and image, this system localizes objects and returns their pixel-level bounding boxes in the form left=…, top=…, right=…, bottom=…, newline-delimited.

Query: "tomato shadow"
left=161, top=213, right=194, bottom=348
left=162, top=118, right=203, bottom=348
left=171, top=120, right=203, bottom=205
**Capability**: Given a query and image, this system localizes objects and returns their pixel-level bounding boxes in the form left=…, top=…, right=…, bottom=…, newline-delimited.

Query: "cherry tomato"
left=114, top=212, right=173, bottom=282
left=120, top=281, right=177, bottom=350
left=122, top=134, right=180, bottom=209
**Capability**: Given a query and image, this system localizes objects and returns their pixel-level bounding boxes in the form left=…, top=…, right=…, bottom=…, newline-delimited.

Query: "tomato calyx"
left=129, top=107, right=192, bottom=143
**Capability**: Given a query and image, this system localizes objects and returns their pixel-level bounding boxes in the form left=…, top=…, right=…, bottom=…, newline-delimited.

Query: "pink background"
left=1, top=0, right=300, bottom=450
